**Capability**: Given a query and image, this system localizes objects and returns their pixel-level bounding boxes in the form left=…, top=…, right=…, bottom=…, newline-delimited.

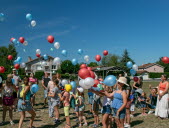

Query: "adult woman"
left=132, top=77, right=143, bottom=90
left=155, top=74, right=169, bottom=119
left=18, top=76, right=36, bottom=128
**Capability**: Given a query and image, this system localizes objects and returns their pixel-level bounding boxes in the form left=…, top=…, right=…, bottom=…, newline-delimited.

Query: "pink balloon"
left=87, top=67, right=92, bottom=71
left=162, top=57, right=169, bottom=64
left=95, top=55, right=101, bottom=62
left=19, top=37, right=25, bottom=43
left=47, top=35, right=54, bottom=43
left=90, top=71, right=95, bottom=79
left=8, top=55, right=13, bottom=60
left=80, top=64, right=87, bottom=69
left=0, top=66, right=5, bottom=73
left=103, top=50, right=108, bottom=56
left=78, top=68, right=91, bottom=79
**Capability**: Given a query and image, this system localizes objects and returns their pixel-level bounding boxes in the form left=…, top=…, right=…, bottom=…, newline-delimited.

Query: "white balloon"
left=79, top=79, right=85, bottom=87
left=61, top=79, right=68, bottom=86
left=20, top=63, right=26, bottom=68
left=23, top=41, right=28, bottom=46
left=53, top=57, right=61, bottom=65
left=41, top=61, right=46, bottom=66
left=31, top=20, right=36, bottom=27
left=84, top=77, right=94, bottom=87
left=84, top=55, right=90, bottom=62
left=36, top=49, right=41, bottom=54
left=132, top=64, right=138, bottom=71
left=54, top=42, right=60, bottom=49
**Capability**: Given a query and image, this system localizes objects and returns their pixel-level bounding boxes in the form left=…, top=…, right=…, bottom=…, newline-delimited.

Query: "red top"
left=159, top=82, right=168, bottom=91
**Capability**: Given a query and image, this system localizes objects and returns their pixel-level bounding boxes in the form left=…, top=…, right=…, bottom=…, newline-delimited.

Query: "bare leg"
left=126, top=108, right=130, bottom=125
left=27, top=110, right=36, bottom=127
left=79, top=111, right=82, bottom=126
left=65, top=116, right=71, bottom=126
left=18, top=111, right=25, bottom=128
left=9, top=106, right=13, bottom=121
left=107, top=115, right=112, bottom=128
left=119, top=119, right=125, bottom=128
left=2, top=105, right=7, bottom=122
left=54, top=106, right=59, bottom=119
left=102, top=113, right=109, bottom=128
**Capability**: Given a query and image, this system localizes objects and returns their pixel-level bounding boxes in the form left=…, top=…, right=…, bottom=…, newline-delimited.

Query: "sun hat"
left=77, top=87, right=84, bottom=93
left=117, top=77, right=129, bottom=86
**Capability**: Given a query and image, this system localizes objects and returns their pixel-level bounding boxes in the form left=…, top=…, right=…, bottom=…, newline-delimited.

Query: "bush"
left=60, top=74, right=78, bottom=80
left=34, top=71, right=44, bottom=80
left=149, top=72, right=169, bottom=78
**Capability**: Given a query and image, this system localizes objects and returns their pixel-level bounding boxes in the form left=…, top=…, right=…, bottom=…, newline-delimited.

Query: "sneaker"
left=54, top=119, right=61, bottom=124
left=130, top=114, right=134, bottom=118
left=79, top=124, right=82, bottom=127
left=83, top=123, right=88, bottom=126
left=124, top=124, right=131, bottom=128
left=148, top=110, right=153, bottom=114
left=10, top=121, right=14, bottom=125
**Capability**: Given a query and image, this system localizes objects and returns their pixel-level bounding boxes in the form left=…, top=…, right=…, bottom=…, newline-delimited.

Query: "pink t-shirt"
left=29, top=77, right=37, bottom=83
left=63, top=92, right=70, bottom=107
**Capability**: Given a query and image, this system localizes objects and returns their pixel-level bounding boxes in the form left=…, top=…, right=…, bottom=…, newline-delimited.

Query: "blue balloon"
left=130, top=69, right=136, bottom=76
left=78, top=49, right=83, bottom=55
left=126, top=61, right=133, bottom=68
left=31, top=84, right=39, bottom=94
left=12, top=39, right=17, bottom=44
left=43, top=54, right=48, bottom=60
left=103, top=75, right=117, bottom=86
left=26, top=13, right=32, bottom=21
left=0, top=13, right=5, bottom=22
left=61, top=50, right=67, bottom=57
left=17, top=57, right=22, bottom=63
left=70, top=81, right=76, bottom=89
left=13, top=60, right=19, bottom=65
left=12, top=78, right=15, bottom=84
left=71, top=59, right=78, bottom=65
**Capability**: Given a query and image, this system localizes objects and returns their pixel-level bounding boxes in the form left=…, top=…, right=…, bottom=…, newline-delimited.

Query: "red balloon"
left=78, top=68, right=91, bottom=79
left=10, top=38, right=15, bottom=42
left=7, top=55, right=13, bottom=60
left=162, top=57, right=169, bottom=64
left=103, top=50, right=108, bottom=56
left=133, top=77, right=139, bottom=82
left=36, top=54, right=41, bottom=58
left=14, top=64, right=20, bottom=69
left=80, top=64, right=87, bottom=69
left=95, top=55, right=101, bottom=62
left=90, top=71, right=95, bottom=79
left=0, top=66, right=5, bottom=73
left=87, top=67, right=92, bottom=71
left=19, top=37, right=25, bottom=43
left=47, top=35, right=54, bottom=43
left=93, top=79, right=99, bottom=87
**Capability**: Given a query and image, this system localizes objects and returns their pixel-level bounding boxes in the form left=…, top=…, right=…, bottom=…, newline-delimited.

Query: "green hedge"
left=149, top=72, right=169, bottom=78
left=61, top=74, right=78, bottom=80
left=34, top=71, right=44, bottom=80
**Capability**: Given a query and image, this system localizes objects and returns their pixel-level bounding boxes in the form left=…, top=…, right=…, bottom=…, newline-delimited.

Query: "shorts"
left=141, top=103, right=147, bottom=108
left=18, top=99, right=33, bottom=112
left=88, top=95, right=93, bottom=105
left=3, top=96, right=14, bottom=106
left=92, top=100, right=99, bottom=112
left=147, top=104, right=156, bottom=109
left=112, top=108, right=126, bottom=119
left=44, top=90, right=48, bottom=98
left=70, top=97, right=75, bottom=109
left=130, top=104, right=135, bottom=112
left=75, top=106, right=79, bottom=112
left=79, top=105, right=85, bottom=112
left=101, top=105, right=112, bottom=114
left=64, top=106, right=70, bottom=116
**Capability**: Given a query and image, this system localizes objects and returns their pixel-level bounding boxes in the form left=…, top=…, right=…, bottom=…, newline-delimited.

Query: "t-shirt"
left=3, top=86, right=14, bottom=97
left=48, top=81, right=55, bottom=93
left=102, top=96, right=111, bottom=106
left=139, top=96, right=146, bottom=104
left=63, top=92, right=70, bottom=107
left=88, top=89, right=93, bottom=96
left=149, top=94, right=157, bottom=106
left=29, top=77, right=37, bottom=83
left=49, top=86, right=61, bottom=101
left=43, top=77, right=51, bottom=87
left=130, top=94, right=135, bottom=104
left=13, top=74, right=21, bottom=86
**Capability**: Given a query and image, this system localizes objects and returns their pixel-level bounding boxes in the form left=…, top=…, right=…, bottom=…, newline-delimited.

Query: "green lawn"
left=0, top=81, right=169, bottom=128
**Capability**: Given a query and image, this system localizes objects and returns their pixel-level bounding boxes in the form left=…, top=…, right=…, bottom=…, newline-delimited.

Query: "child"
left=138, top=92, right=147, bottom=116
left=77, top=87, right=88, bottom=127
left=130, top=90, right=135, bottom=118
left=147, top=88, right=158, bottom=114
left=48, top=79, right=61, bottom=124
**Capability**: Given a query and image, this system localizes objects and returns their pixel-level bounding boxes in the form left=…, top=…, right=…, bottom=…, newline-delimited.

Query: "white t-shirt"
left=102, top=96, right=111, bottom=106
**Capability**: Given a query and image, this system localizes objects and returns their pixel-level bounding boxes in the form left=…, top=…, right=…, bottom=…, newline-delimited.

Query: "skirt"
left=18, top=99, right=33, bottom=112
left=155, top=91, right=169, bottom=118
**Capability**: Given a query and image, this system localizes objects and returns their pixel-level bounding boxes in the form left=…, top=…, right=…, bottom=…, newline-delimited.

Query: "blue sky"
left=1, top=0, right=169, bottom=65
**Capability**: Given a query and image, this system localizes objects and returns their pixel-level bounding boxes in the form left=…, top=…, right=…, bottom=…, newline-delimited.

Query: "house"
left=25, top=56, right=59, bottom=77
left=137, top=63, right=164, bottom=80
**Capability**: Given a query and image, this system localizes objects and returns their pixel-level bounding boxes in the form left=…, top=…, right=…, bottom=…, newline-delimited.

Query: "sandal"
left=64, top=124, right=71, bottom=128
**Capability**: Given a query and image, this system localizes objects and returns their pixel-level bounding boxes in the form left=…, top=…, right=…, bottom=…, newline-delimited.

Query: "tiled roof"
left=138, top=63, right=164, bottom=69
left=137, top=70, right=148, bottom=74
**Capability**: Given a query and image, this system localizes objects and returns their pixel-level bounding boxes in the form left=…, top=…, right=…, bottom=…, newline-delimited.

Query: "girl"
left=48, top=79, right=61, bottom=124
left=77, top=87, right=88, bottom=127
left=138, top=92, right=147, bottom=116
left=1, top=74, right=16, bottom=125
left=18, top=76, right=36, bottom=128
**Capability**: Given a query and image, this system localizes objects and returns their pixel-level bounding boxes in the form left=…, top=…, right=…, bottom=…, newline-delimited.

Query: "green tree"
left=87, top=62, right=98, bottom=67
left=101, top=54, right=120, bottom=66
left=156, top=57, right=169, bottom=72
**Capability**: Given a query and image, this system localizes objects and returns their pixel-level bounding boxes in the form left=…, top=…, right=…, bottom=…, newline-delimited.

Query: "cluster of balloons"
left=162, top=57, right=169, bottom=64
left=126, top=61, right=138, bottom=76
left=26, top=13, right=36, bottom=27
left=11, top=37, right=28, bottom=46
left=0, top=13, right=5, bottom=22
left=13, top=57, right=26, bottom=69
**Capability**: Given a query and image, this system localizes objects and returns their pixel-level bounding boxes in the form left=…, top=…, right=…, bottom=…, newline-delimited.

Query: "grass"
left=0, top=81, right=168, bottom=128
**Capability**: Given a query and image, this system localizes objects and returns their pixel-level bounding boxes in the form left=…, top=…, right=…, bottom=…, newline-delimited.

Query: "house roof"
left=138, top=63, right=164, bottom=69
left=137, top=70, right=148, bottom=74
left=25, top=55, right=54, bottom=64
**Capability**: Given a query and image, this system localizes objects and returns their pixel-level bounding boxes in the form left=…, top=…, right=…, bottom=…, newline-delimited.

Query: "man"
left=42, top=72, right=51, bottom=107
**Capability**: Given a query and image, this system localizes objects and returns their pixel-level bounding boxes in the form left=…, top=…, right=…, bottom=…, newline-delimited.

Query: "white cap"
left=77, top=87, right=84, bottom=93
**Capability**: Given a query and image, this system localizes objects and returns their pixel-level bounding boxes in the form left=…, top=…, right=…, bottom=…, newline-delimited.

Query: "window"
left=52, top=65, right=56, bottom=69
left=36, top=65, right=42, bottom=70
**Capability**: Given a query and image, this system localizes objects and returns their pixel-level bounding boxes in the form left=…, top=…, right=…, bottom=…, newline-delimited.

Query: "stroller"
left=134, top=88, right=143, bottom=108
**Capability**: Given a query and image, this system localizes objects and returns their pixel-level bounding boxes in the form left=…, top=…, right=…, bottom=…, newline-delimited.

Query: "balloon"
left=132, top=64, right=138, bottom=71
left=130, top=69, right=136, bottom=76
left=36, top=49, right=41, bottom=54
left=90, top=71, right=95, bottom=79
left=65, top=84, right=72, bottom=92
left=78, top=49, right=83, bottom=55
left=84, top=55, right=89, bottom=62
left=95, top=55, right=101, bottom=62
left=84, top=77, right=95, bottom=87
left=47, top=35, right=54, bottom=43
left=14, top=64, right=20, bottom=69
left=31, top=84, right=39, bottom=93
left=26, top=13, right=32, bottom=21
left=10, top=38, right=15, bottom=43
left=126, top=61, right=133, bottom=68
left=103, top=50, right=108, bottom=56
left=43, top=54, right=48, bottom=60
left=36, top=54, right=41, bottom=58
left=87, top=67, right=92, bottom=71
left=16, top=41, right=20, bottom=46
left=53, top=57, right=61, bottom=65
left=12, top=39, right=17, bottom=44
left=23, top=41, right=28, bottom=46
left=13, top=60, right=19, bottom=65
left=79, top=79, right=85, bottom=87
left=54, top=42, right=60, bottom=49
left=17, top=57, right=22, bottom=63
left=72, top=59, right=78, bottom=65
left=61, top=79, right=68, bottom=86
left=31, top=20, right=36, bottom=27
left=80, top=64, right=87, bottom=69
left=93, top=79, right=99, bottom=87
left=133, top=76, right=139, bottom=82
left=50, top=48, right=54, bottom=51
left=0, top=76, right=2, bottom=83
left=61, top=50, right=67, bottom=57
left=162, top=57, right=169, bottom=64
left=78, top=68, right=91, bottom=79
left=41, top=61, right=46, bottom=66
left=0, top=13, right=5, bottom=22
left=103, top=75, right=117, bottom=86
left=19, top=37, right=25, bottom=43
left=70, top=81, right=76, bottom=89
left=92, top=87, right=100, bottom=91
left=0, top=66, right=5, bottom=73
left=8, top=55, right=13, bottom=60
left=20, top=63, right=26, bottom=68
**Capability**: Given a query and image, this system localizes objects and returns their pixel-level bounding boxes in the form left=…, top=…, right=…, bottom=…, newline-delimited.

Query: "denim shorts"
left=141, top=103, right=146, bottom=108
left=18, top=99, right=33, bottom=112
left=112, top=108, right=126, bottom=119
left=44, top=90, right=48, bottom=98
left=147, top=104, right=156, bottom=109
left=101, top=105, right=111, bottom=114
